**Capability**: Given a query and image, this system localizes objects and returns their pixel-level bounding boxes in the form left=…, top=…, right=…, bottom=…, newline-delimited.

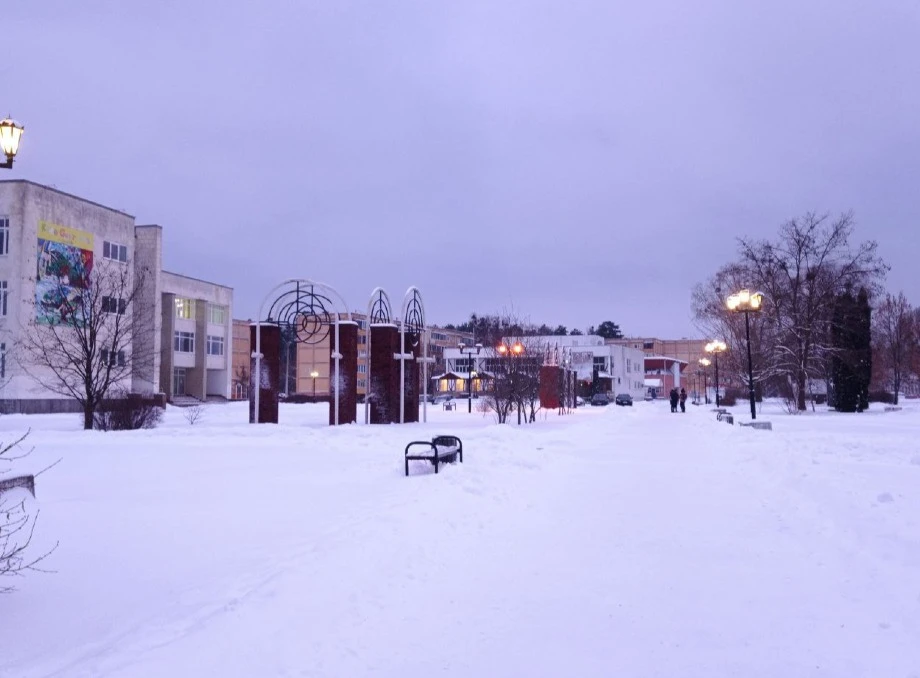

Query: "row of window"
left=0, top=219, right=130, bottom=262
left=173, top=331, right=225, bottom=356
left=175, top=299, right=228, bottom=324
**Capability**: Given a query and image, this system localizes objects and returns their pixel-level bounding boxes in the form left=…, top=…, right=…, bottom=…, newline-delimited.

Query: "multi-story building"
left=0, top=180, right=232, bottom=412
left=438, top=335, right=648, bottom=401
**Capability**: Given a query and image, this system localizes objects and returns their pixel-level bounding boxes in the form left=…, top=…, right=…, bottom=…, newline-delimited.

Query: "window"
left=0, top=280, right=7, bottom=317
left=174, top=331, right=195, bottom=353
left=359, top=335, right=367, bottom=345
left=357, top=379, right=367, bottom=388
left=101, top=348, right=126, bottom=367
left=357, top=364, right=367, bottom=374
left=626, top=359, right=631, bottom=373
left=207, top=304, right=227, bottom=324
left=102, top=296, right=126, bottom=315
left=643, top=342, right=654, bottom=350
left=453, top=357, right=473, bottom=372
left=175, top=298, right=196, bottom=319
left=0, top=343, right=5, bottom=378
left=593, top=357, right=606, bottom=371
left=432, top=332, right=448, bottom=341
left=359, top=350, right=367, bottom=358
left=206, top=335, right=224, bottom=356
left=103, top=240, right=128, bottom=262
left=356, top=319, right=367, bottom=329
left=0, top=217, right=8, bottom=256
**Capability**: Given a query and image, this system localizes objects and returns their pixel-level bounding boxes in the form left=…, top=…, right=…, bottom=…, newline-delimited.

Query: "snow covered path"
left=1, top=402, right=918, bottom=677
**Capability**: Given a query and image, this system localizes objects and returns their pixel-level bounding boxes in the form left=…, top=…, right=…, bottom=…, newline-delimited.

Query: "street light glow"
left=0, top=118, right=24, bottom=168
left=698, top=357, right=711, bottom=367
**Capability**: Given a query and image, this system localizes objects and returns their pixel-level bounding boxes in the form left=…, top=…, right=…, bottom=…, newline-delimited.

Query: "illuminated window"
left=175, top=298, right=196, bottom=319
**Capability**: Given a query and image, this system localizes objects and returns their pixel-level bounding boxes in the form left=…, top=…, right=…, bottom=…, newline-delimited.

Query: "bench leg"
left=405, top=458, right=409, bottom=476
left=434, top=456, right=439, bottom=474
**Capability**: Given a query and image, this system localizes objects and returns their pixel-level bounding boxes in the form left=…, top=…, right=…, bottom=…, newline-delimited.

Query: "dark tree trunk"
left=83, top=404, right=94, bottom=430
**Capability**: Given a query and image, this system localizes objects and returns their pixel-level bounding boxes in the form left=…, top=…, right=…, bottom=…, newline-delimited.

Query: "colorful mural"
left=35, top=221, right=94, bottom=325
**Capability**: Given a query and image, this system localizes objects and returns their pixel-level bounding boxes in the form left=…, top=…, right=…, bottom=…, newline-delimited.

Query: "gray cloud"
left=5, top=0, right=918, bottom=336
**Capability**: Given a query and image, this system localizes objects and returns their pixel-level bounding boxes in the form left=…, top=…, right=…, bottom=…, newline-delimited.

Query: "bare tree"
left=873, top=293, right=916, bottom=404
left=20, top=262, right=156, bottom=430
left=694, top=212, right=888, bottom=411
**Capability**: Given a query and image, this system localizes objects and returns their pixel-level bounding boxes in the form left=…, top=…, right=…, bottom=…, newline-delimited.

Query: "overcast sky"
left=5, top=0, right=918, bottom=337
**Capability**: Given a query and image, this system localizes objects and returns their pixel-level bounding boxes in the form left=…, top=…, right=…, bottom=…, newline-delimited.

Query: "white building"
left=0, top=180, right=232, bottom=413
left=438, top=334, right=647, bottom=400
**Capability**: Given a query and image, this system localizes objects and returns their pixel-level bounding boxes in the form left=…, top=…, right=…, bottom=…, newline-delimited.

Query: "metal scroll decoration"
left=264, top=281, right=335, bottom=345
left=368, top=288, right=392, bottom=324
left=403, top=288, right=424, bottom=345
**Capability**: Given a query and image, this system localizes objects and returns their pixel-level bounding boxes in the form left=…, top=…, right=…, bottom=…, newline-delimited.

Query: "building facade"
left=0, top=180, right=232, bottom=413
left=438, top=335, right=648, bottom=401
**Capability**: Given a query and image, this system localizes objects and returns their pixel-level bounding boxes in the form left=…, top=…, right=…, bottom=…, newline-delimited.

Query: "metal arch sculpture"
left=265, top=282, right=336, bottom=345
left=398, top=286, right=431, bottom=424
left=254, top=279, right=352, bottom=425
left=368, top=287, right=393, bottom=325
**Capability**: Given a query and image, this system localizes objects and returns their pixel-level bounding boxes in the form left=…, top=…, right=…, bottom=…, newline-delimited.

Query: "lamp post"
left=458, top=342, right=483, bottom=413
left=704, top=340, right=727, bottom=407
left=0, top=119, right=24, bottom=169
left=497, top=341, right=525, bottom=424
left=310, top=370, right=319, bottom=400
left=698, top=357, right=711, bottom=405
left=726, top=289, right=764, bottom=420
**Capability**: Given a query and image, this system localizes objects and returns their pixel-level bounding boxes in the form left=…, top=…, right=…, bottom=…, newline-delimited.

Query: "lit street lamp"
left=497, top=341, right=525, bottom=424
left=458, top=342, right=483, bottom=413
left=698, top=357, right=711, bottom=405
left=0, top=118, right=24, bottom=169
left=704, top=340, right=727, bottom=407
left=726, top=289, right=764, bottom=420
left=310, top=369, right=319, bottom=399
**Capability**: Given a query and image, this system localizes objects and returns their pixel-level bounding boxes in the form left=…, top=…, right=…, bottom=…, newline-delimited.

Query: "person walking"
left=679, top=387, right=687, bottom=413
left=669, top=387, right=679, bottom=413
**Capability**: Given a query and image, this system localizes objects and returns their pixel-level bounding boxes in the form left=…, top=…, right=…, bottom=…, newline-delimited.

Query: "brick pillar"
left=329, top=321, right=358, bottom=425
left=539, top=365, right=562, bottom=409
left=369, top=324, right=400, bottom=424
left=249, top=324, right=280, bottom=424
left=402, top=331, right=421, bottom=424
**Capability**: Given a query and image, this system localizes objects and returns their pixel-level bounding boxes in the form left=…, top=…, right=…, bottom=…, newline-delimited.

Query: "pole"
left=714, top=353, right=720, bottom=408
left=745, top=310, right=757, bottom=420
left=704, top=372, right=708, bottom=404
left=312, top=375, right=316, bottom=399
left=468, top=366, right=472, bottom=413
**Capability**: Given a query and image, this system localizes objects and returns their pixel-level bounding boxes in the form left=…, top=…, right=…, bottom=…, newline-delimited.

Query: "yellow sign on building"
left=38, top=220, right=95, bottom=251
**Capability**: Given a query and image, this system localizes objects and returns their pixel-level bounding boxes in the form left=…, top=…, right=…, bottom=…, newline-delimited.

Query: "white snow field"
left=1, top=399, right=919, bottom=678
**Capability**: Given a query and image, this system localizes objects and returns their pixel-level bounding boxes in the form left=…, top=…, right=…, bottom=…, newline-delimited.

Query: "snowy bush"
left=184, top=405, right=205, bottom=425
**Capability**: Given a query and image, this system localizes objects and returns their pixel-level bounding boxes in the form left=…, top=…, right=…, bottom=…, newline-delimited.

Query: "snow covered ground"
left=1, top=398, right=918, bottom=677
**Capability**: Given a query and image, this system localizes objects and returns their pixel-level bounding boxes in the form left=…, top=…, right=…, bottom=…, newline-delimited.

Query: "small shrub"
left=184, top=405, right=205, bottom=425
left=93, top=391, right=164, bottom=431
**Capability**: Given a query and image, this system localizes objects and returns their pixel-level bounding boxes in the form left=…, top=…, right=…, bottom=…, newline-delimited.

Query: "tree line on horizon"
left=443, top=316, right=624, bottom=346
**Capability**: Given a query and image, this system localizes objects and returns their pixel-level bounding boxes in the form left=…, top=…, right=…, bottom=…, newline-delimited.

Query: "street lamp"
left=726, top=289, right=764, bottom=420
left=310, top=370, right=319, bottom=400
left=698, top=357, right=711, bottom=405
left=704, top=340, right=727, bottom=407
left=497, top=341, right=525, bottom=424
left=458, top=342, right=483, bottom=413
left=0, top=119, right=24, bottom=169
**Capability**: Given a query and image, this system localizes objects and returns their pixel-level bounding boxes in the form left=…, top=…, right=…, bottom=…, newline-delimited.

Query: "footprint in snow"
left=876, top=492, right=894, bottom=504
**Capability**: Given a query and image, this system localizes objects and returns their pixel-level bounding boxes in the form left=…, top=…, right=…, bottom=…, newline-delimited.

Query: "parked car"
left=615, top=393, right=634, bottom=406
left=575, top=396, right=587, bottom=407
left=590, top=393, right=610, bottom=406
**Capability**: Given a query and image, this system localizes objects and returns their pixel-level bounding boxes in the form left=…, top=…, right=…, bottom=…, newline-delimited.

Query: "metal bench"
left=405, top=435, right=463, bottom=476
left=716, top=411, right=734, bottom=425
left=443, top=401, right=456, bottom=411
left=0, top=475, right=35, bottom=498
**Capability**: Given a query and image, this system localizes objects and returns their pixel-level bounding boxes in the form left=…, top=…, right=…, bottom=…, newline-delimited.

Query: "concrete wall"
left=132, top=225, right=163, bottom=394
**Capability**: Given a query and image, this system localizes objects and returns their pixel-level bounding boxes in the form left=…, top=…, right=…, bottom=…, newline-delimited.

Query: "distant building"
left=438, top=334, right=647, bottom=401
left=0, top=180, right=232, bottom=413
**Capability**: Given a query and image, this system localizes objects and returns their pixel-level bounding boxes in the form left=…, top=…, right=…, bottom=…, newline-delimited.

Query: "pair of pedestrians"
left=669, top=387, right=687, bottom=413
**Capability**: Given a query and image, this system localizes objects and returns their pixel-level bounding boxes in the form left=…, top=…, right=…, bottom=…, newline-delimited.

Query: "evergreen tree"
left=832, top=289, right=859, bottom=412
left=856, top=287, right=872, bottom=410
